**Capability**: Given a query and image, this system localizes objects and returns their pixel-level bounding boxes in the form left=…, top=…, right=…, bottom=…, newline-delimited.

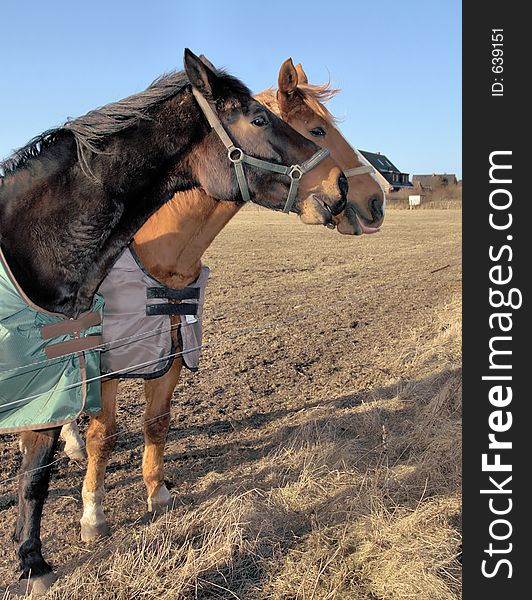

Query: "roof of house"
left=358, top=150, right=413, bottom=188
left=359, top=150, right=401, bottom=173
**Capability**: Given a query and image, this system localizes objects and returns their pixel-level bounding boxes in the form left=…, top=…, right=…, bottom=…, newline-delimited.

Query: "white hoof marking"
left=81, top=484, right=108, bottom=540
left=148, top=485, right=173, bottom=513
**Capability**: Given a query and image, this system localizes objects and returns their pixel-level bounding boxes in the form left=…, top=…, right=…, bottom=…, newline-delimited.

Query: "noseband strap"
left=192, top=87, right=330, bottom=213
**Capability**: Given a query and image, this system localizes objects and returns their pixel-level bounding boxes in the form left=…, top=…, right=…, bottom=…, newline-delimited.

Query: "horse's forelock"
left=254, top=88, right=280, bottom=115
left=255, top=83, right=340, bottom=125
left=297, top=82, right=340, bottom=124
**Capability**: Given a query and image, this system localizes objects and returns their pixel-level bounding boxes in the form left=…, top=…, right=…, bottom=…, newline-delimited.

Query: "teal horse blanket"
left=0, top=249, right=104, bottom=433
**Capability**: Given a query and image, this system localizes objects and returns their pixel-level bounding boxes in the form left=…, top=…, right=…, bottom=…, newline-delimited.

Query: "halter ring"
left=288, top=165, right=303, bottom=180
left=228, top=148, right=244, bottom=163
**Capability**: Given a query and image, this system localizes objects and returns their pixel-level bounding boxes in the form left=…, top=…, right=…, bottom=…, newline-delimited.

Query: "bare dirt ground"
left=1, top=208, right=462, bottom=599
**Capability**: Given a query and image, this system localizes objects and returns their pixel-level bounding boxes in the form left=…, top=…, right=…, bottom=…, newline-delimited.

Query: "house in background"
left=412, top=173, right=458, bottom=191
left=358, top=150, right=413, bottom=193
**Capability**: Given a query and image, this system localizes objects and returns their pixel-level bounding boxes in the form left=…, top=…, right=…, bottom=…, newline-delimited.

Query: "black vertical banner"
left=463, top=1, right=530, bottom=597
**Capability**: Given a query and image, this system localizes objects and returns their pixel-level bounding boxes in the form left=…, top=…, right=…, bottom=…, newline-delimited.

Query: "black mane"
left=0, top=129, right=65, bottom=177
left=1, top=71, right=188, bottom=179
left=0, top=69, right=251, bottom=179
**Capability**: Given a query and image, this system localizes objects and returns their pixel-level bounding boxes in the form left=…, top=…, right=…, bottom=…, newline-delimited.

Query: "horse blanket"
left=0, top=245, right=208, bottom=433
left=0, top=248, right=104, bottom=433
left=99, top=247, right=209, bottom=378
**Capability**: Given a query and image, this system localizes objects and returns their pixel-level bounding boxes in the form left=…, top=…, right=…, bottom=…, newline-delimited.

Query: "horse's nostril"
left=338, top=173, right=348, bottom=199
left=335, top=195, right=347, bottom=215
left=370, top=196, right=384, bottom=219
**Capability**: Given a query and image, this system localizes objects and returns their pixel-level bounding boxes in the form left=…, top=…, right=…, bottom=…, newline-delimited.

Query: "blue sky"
left=0, top=0, right=461, bottom=178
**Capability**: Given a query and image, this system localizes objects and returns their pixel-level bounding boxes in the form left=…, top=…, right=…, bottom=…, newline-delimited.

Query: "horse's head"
left=256, top=58, right=385, bottom=235
left=184, top=50, right=347, bottom=225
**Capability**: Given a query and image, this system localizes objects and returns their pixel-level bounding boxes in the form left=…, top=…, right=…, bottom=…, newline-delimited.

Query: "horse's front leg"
left=143, top=357, right=182, bottom=513
left=14, top=427, right=60, bottom=596
left=80, top=379, right=118, bottom=542
left=60, top=421, right=86, bottom=460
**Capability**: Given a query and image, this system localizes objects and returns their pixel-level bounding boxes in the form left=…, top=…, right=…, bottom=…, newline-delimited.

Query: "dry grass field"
left=386, top=184, right=462, bottom=210
left=1, top=207, right=462, bottom=599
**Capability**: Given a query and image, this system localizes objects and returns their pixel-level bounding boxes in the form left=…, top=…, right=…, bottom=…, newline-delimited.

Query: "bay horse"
left=59, top=58, right=385, bottom=552
left=0, top=49, right=348, bottom=595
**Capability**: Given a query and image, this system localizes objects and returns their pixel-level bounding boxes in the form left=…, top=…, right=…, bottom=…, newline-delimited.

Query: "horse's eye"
left=310, top=126, right=326, bottom=137
left=251, top=115, right=268, bottom=127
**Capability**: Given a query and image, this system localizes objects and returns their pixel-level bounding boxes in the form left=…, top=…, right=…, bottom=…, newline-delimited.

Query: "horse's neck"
left=176, top=199, right=243, bottom=277
left=0, top=92, right=202, bottom=316
left=133, top=190, right=242, bottom=289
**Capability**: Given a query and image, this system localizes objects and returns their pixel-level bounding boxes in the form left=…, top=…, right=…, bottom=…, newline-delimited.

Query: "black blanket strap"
left=146, top=303, right=198, bottom=316
left=147, top=287, right=200, bottom=301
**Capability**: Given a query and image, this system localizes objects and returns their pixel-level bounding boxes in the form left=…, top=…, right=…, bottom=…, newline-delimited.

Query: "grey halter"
left=343, top=165, right=374, bottom=177
left=192, top=87, right=331, bottom=213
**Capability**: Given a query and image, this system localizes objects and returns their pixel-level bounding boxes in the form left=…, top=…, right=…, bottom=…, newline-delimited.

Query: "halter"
left=343, top=165, right=374, bottom=177
left=192, top=87, right=331, bottom=213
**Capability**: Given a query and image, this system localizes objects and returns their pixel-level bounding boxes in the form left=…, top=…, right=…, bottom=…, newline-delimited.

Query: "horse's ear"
left=184, top=48, right=219, bottom=98
left=277, top=58, right=298, bottom=115
left=278, top=58, right=298, bottom=95
left=295, top=63, right=308, bottom=85
left=199, top=54, right=218, bottom=73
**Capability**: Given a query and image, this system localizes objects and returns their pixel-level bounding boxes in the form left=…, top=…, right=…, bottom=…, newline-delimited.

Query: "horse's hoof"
left=19, top=572, right=58, bottom=596
left=80, top=521, right=111, bottom=542
left=147, top=485, right=173, bottom=515
left=149, top=500, right=173, bottom=515
left=64, top=444, right=87, bottom=461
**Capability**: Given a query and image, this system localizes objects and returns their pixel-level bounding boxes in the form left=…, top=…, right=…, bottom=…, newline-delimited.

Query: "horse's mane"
left=65, top=71, right=191, bottom=169
left=0, top=71, right=189, bottom=178
left=1, top=68, right=250, bottom=179
left=256, top=81, right=340, bottom=124
left=0, top=129, right=65, bottom=178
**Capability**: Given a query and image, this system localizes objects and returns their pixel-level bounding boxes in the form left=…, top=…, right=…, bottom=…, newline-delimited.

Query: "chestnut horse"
left=60, top=58, right=385, bottom=548
left=1, top=50, right=348, bottom=595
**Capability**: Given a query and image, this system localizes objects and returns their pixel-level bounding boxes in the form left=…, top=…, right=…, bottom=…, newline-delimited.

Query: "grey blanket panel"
left=99, top=248, right=209, bottom=378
